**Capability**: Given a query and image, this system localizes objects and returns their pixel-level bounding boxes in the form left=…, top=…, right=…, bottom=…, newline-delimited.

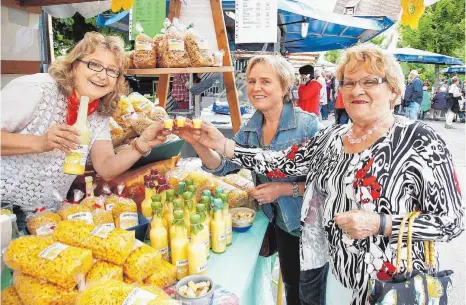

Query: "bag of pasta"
left=185, top=26, right=214, bottom=67
left=153, top=33, right=165, bottom=67
left=129, top=92, right=155, bottom=116
left=220, top=173, right=258, bottom=209
left=134, top=23, right=157, bottom=68
left=53, top=220, right=135, bottom=266
left=149, top=105, right=168, bottom=122
left=13, top=272, right=79, bottom=305
left=132, top=112, right=156, bottom=135
left=211, top=177, right=250, bottom=209
left=117, top=95, right=140, bottom=129
left=92, top=197, right=115, bottom=226
left=123, top=241, right=161, bottom=282
left=85, top=261, right=123, bottom=284
left=57, top=190, right=94, bottom=224
left=102, top=184, right=119, bottom=211
left=160, top=18, right=190, bottom=68
left=1, top=286, right=24, bottom=305
left=76, top=279, right=177, bottom=305
left=126, top=50, right=135, bottom=69
left=26, top=207, right=61, bottom=236
left=143, top=259, right=177, bottom=289
left=4, top=235, right=93, bottom=289
left=112, top=184, right=139, bottom=229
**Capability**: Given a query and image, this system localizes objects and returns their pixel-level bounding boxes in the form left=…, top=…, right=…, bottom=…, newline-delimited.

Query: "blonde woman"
left=178, top=45, right=463, bottom=304
left=1, top=32, right=169, bottom=224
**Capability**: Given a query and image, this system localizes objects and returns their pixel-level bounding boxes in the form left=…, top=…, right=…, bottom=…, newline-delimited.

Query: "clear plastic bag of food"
left=1, top=286, right=24, bottom=305
left=13, top=272, right=79, bottom=305
left=103, top=184, right=119, bottom=211
left=143, top=259, right=177, bottom=289
left=57, top=190, right=94, bottom=224
left=153, top=33, right=165, bottom=67
left=160, top=18, right=190, bottom=68
left=211, top=177, right=250, bottom=209
left=184, top=26, right=214, bottom=67
left=123, top=241, right=162, bottom=282
left=132, top=113, right=156, bottom=135
left=149, top=105, right=168, bottom=122
left=118, top=95, right=140, bottom=128
left=112, top=184, right=139, bottom=229
left=53, top=220, right=135, bottom=266
left=129, top=92, right=155, bottom=115
left=85, top=261, right=123, bottom=284
left=220, top=174, right=257, bottom=209
left=109, top=117, right=125, bottom=138
left=134, top=23, right=157, bottom=69
left=26, top=207, right=61, bottom=236
left=92, top=198, right=115, bottom=226
left=76, top=279, right=178, bottom=305
left=126, top=50, right=135, bottom=69
left=4, top=236, right=93, bottom=289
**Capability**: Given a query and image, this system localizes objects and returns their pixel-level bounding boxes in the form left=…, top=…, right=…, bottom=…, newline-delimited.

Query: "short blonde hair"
left=49, top=32, right=128, bottom=116
left=336, top=44, right=405, bottom=106
left=246, top=55, right=296, bottom=101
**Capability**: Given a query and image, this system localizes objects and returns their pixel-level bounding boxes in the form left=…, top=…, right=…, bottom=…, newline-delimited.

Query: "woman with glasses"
left=174, top=44, right=463, bottom=304
left=1, top=32, right=169, bottom=227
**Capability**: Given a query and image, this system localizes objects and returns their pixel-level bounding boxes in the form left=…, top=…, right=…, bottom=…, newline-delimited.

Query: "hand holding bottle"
left=41, top=124, right=81, bottom=153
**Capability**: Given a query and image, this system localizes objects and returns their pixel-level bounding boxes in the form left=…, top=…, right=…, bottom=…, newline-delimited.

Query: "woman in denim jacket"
left=176, top=55, right=328, bottom=305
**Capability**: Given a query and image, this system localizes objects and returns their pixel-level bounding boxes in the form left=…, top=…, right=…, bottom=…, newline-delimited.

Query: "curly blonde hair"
left=336, top=44, right=405, bottom=107
left=246, top=55, right=296, bottom=102
left=49, top=32, right=128, bottom=116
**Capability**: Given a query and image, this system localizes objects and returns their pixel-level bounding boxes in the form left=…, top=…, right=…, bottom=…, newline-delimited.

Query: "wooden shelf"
left=125, top=66, right=234, bottom=75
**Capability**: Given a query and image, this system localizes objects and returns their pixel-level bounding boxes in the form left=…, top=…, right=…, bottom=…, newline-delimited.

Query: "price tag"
left=197, top=264, right=207, bottom=273
left=91, top=224, right=115, bottom=239
left=135, top=41, right=152, bottom=51
left=219, top=234, right=226, bottom=241
left=176, top=259, right=188, bottom=267
left=68, top=212, right=93, bottom=224
left=36, top=225, right=55, bottom=236
left=120, top=213, right=138, bottom=229
left=168, top=39, right=185, bottom=51
left=235, top=0, right=278, bottom=43
left=39, top=243, right=69, bottom=261
left=158, top=247, right=168, bottom=255
left=122, top=288, right=157, bottom=305
left=105, top=203, right=115, bottom=211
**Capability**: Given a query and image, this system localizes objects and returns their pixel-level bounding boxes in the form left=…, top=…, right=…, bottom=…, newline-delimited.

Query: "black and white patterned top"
left=1, top=74, right=111, bottom=212
left=229, top=115, right=464, bottom=304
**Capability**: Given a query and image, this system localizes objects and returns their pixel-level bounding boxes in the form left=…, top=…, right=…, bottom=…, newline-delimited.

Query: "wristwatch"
left=291, top=182, right=299, bottom=198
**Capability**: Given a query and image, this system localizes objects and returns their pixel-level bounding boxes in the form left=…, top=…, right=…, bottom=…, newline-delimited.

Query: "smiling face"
left=341, top=66, right=395, bottom=125
left=73, top=46, right=119, bottom=101
left=247, top=62, right=285, bottom=112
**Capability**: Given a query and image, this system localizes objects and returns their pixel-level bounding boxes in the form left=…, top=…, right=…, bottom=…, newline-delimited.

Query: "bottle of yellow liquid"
left=219, top=193, right=233, bottom=246
left=150, top=201, right=169, bottom=261
left=164, top=190, right=175, bottom=237
left=201, top=190, right=213, bottom=218
left=187, top=184, right=198, bottom=208
left=141, top=175, right=154, bottom=222
left=200, top=195, right=212, bottom=249
left=183, top=192, right=195, bottom=215
left=174, top=198, right=189, bottom=238
left=188, top=214, right=207, bottom=275
left=151, top=195, right=167, bottom=229
left=171, top=209, right=189, bottom=280
left=196, top=203, right=210, bottom=259
left=170, top=199, right=186, bottom=240
left=211, top=198, right=226, bottom=254
left=63, top=96, right=91, bottom=175
left=177, top=182, right=187, bottom=201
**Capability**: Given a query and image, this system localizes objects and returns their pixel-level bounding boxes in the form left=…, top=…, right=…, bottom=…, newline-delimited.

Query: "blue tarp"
left=442, top=65, right=466, bottom=74
left=391, top=48, right=464, bottom=65
left=96, top=0, right=394, bottom=52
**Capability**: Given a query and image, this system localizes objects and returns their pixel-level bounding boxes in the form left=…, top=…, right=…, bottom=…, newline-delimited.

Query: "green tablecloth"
left=1, top=211, right=273, bottom=305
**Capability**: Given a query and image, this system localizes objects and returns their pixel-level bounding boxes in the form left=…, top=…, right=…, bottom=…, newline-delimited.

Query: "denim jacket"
left=202, top=102, right=319, bottom=232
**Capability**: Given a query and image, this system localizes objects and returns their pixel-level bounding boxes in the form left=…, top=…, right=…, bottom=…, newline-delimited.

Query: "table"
left=1, top=211, right=274, bottom=305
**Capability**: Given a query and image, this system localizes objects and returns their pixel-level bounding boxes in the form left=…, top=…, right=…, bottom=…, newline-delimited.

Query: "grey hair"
left=246, top=55, right=296, bottom=102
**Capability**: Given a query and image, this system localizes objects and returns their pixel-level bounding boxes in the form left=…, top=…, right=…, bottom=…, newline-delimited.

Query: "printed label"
left=158, top=247, right=168, bottom=255
left=135, top=41, right=152, bottom=51
left=105, top=203, right=115, bottom=211
left=176, top=259, right=188, bottom=267
left=39, top=243, right=69, bottom=261
left=36, top=225, right=55, bottom=236
left=137, top=101, right=152, bottom=111
left=219, top=234, right=226, bottom=241
left=226, top=228, right=232, bottom=234
left=197, top=264, right=207, bottom=273
left=91, top=224, right=115, bottom=238
left=121, top=112, right=138, bottom=122
left=68, top=212, right=93, bottom=224
left=197, top=38, right=209, bottom=50
left=168, top=39, right=185, bottom=51
left=64, top=144, right=89, bottom=166
left=122, top=288, right=157, bottom=305
left=119, top=212, right=138, bottom=229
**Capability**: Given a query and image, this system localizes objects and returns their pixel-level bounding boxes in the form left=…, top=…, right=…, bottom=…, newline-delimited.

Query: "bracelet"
left=291, top=182, right=299, bottom=198
left=378, top=213, right=386, bottom=236
left=132, top=138, right=151, bottom=157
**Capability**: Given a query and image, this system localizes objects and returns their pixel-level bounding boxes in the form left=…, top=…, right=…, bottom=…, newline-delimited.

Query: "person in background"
left=171, top=73, right=190, bottom=111
left=297, top=65, right=321, bottom=117
left=291, top=78, right=300, bottom=106
left=176, top=55, right=327, bottom=305
left=403, top=70, right=423, bottom=120
left=325, top=71, right=335, bottom=113
left=0, top=32, right=169, bottom=229
left=459, top=90, right=465, bottom=123
left=445, top=76, right=462, bottom=129
left=419, top=85, right=431, bottom=120
left=315, top=68, right=328, bottom=120
left=429, top=86, right=447, bottom=120
left=334, top=87, right=349, bottom=124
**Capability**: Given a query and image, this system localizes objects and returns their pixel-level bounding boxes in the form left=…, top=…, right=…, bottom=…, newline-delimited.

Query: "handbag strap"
left=395, top=211, right=418, bottom=273
left=406, top=211, right=421, bottom=273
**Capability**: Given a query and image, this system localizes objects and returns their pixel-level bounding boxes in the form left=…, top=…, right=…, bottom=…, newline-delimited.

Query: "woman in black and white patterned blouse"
left=176, top=44, right=464, bottom=304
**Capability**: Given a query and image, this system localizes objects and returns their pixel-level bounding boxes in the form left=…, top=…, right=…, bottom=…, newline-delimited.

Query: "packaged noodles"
left=134, top=23, right=157, bottom=69
left=4, top=236, right=93, bottom=289
left=85, top=261, right=123, bottom=284
left=184, top=27, right=214, bottom=67
left=112, top=184, right=139, bottom=229
left=160, top=18, right=190, bottom=68
left=92, top=198, right=115, bottom=226
left=13, top=273, right=79, bottom=305
left=57, top=190, right=93, bottom=224
left=1, top=286, right=24, bottom=305
left=117, top=95, right=139, bottom=128
left=143, top=259, right=177, bottom=289
left=53, top=220, right=135, bottom=265
left=123, top=241, right=161, bottom=282
left=26, top=208, right=61, bottom=236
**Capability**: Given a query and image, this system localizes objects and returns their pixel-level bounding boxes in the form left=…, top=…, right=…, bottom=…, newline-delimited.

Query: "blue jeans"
left=300, top=262, right=330, bottom=305
left=407, top=102, right=420, bottom=120
left=320, top=104, right=329, bottom=119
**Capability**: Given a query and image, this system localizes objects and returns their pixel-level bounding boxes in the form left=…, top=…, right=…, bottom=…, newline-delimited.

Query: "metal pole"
left=39, top=11, right=52, bottom=73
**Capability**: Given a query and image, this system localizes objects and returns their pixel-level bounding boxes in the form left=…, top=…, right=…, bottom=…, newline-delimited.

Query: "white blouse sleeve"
left=95, top=117, right=112, bottom=141
left=1, top=78, right=43, bottom=133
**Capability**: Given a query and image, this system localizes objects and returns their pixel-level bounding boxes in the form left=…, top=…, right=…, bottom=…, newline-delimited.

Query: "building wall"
left=1, top=6, right=41, bottom=88
left=333, top=0, right=401, bottom=21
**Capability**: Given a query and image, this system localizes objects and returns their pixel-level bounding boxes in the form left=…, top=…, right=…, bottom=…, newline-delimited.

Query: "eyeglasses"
left=77, top=59, right=121, bottom=78
left=340, top=77, right=387, bottom=90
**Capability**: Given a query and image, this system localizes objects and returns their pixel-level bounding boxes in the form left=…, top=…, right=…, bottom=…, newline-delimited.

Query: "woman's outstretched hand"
left=173, top=119, right=226, bottom=151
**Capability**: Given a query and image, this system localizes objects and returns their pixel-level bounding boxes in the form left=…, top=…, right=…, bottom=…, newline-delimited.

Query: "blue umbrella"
left=441, top=65, right=466, bottom=74
left=391, top=48, right=464, bottom=65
